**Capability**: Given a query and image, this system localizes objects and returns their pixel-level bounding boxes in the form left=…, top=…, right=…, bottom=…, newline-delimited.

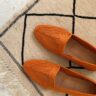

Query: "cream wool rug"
left=0, top=0, right=96, bottom=96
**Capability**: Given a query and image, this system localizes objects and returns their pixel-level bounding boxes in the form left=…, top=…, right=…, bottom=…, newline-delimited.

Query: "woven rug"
left=0, top=0, right=96, bottom=96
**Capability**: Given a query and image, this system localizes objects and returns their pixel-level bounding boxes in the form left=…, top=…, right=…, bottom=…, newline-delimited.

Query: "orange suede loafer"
left=23, top=60, right=96, bottom=96
left=34, top=25, right=96, bottom=71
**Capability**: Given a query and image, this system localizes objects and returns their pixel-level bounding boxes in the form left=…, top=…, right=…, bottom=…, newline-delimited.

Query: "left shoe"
left=34, top=25, right=96, bottom=71
left=23, top=60, right=96, bottom=96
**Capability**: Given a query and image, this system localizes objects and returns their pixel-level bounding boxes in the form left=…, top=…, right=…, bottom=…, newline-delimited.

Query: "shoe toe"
left=34, top=25, right=72, bottom=54
left=23, top=60, right=60, bottom=88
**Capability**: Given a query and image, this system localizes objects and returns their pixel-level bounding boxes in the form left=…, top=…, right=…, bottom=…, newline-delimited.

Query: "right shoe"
left=34, top=25, right=96, bottom=71
left=23, top=60, right=96, bottom=96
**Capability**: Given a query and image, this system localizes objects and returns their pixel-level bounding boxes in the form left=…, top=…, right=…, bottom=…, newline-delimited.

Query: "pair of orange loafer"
left=23, top=25, right=96, bottom=96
